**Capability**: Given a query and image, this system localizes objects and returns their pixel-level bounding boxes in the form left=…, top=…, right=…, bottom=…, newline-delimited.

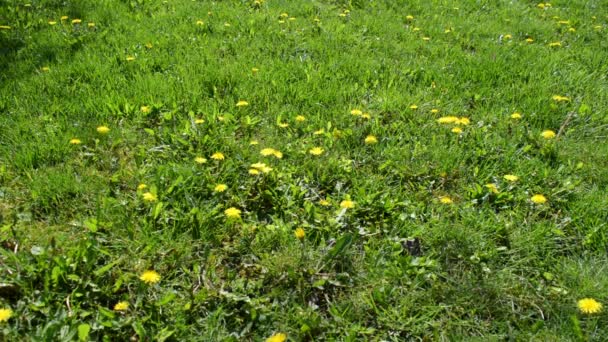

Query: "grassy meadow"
left=1, top=0, right=608, bottom=340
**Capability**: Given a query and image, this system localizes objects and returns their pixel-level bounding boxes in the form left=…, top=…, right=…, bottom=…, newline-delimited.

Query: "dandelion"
left=531, top=194, right=547, bottom=204
left=437, top=116, right=460, bottom=124
left=252, top=67, right=259, bottom=73
left=140, top=105, right=151, bottom=113
left=211, top=152, right=225, bottom=160
left=195, top=118, right=205, bottom=124
left=314, top=129, right=325, bottom=135
left=503, top=174, right=519, bottom=182
left=261, top=148, right=282, bottom=158
left=251, top=162, right=273, bottom=173
left=236, top=100, right=249, bottom=107
left=319, top=199, right=331, bottom=206
left=485, top=183, right=499, bottom=194
left=406, top=15, right=414, bottom=20
left=503, top=34, right=512, bottom=40
left=126, top=56, right=136, bottom=61
left=361, top=113, right=371, bottom=119
left=568, top=27, right=576, bottom=32
left=69, top=138, right=82, bottom=145
left=278, top=122, right=289, bottom=128
left=225, top=207, right=241, bottom=219
left=510, top=112, right=522, bottom=119
left=87, top=23, right=95, bottom=28
left=552, top=95, right=570, bottom=102
left=431, top=109, right=439, bottom=114
left=548, top=42, right=561, bottom=47
left=578, top=298, right=602, bottom=314
left=457, top=117, right=470, bottom=125
left=340, top=200, right=355, bottom=209
left=71, top=19, right=82, bottom=24
left=295, top=228, right=305, bottom=240
left=0, top=308, right=12, bottom=322
left=48, top=21, right=57, bottom=25
left=541, top=130, right=556, bottom=139
left=195, top=157, right=207, bottom=164
left=96, top=126, right=110, bottom=134
left=61, top=16, right=68, bottom=21
left=137, top=183, right=147, bottom=191
left=350, top=109, right=362, bottom=116
left=266, top=333, right=287, bottom=342
left=41, top=66, right=50, bottom=72
left=309, top=147, right=324, bottom=156
left=249, top=168, right=260, bottom=175
left=196, top=20, right=204, bottom=25
left=295, top=115, right=306, bottom=122
left=439, top=196, right=453, bottom=204
left=142, top=192, right=158, bottom=202
left=139, top=270, right=161, bottom=284
left=409, top=104, right=418, bottom=110
left=114, top=301, right=129, bottom=311
left=365, top=135, right=378, bottom=144
left=145, top=43, right=153, bottom=49
left=451, top=127, right=463, bottom=134
left=526, top=38, right=534, bottom=43
left=214, top=184, right=227, bottom=192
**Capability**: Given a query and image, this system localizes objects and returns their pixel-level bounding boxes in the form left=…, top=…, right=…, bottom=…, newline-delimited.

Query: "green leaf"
left=157, top=292, right=176, bottom=306
left=78, top=323, right=90, bottom=341
left=94, top=258, right=122, bottom=277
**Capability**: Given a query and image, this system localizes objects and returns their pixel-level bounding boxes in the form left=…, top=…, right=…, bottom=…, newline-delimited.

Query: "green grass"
left=1, top=0, right=608, bottom=340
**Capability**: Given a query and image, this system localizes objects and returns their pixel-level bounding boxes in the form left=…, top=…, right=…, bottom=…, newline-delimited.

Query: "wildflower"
left=409, top=104, right=418, bottom=110
left=578, top=298, right=602, bottom=314
left=249, top=168, right=260, bottom=175
left=451, top=127, right=463, bottom=134
left=439, top=196, right=453, bottom=204
left=365, top=135, right=378, bottom=144
left=266, top=333, right=287, bottom=342
left=350, top=109, right=362, bottom=116
left=340, top=200, right=355, bottom=209
left=61, top=16, right=68, bottom=20
left=196, top=20, right=204, bottom=25
left=412, top=27, right=421, bottom=32
left=511, top=112, right=522, bottom=119
left=142, top=192, right=158, bottom=202
left=87, top=23, right=95, bottom=28
left=313, top=129, right=325, bottom=135
left=295, top=115, right=306, bottom=122
left=69, top=138, right=82, bottom=145
left=71, top=19, right=82, bottom=24
left=137, top=183, right=147, bottom=190
left=195, top=157, right=207, bottom=164
left=140, top=105, right=151, bottom=113
left=41, top=67, right=50, bottom=72
left=252, top=67, right=259, bottom=73
left=526, top=38, right=534, bottom=43
left=251, top=162, right=272, bottom=173
left=437, top=116, right=460, bottom=124
left=457, top=117, right=470, bottom=125
left=431, top=109, right=439, bottom=114
left=211, top=152, right=225, bottom=160
left=126, top=56, right=136, bottom=61
left=548, top=41, right=561, bottom=47
left=214, top=184, right=227, bottom=192
left=139, top=270, right=161, bottom=284
left=96, top=126, right=110, bottom=134
left=225, top=207, right=241, bottom=219
left=195, top=118, right=205, bottom=124
left=309, top=147, right=324, bottom=156
left=295, top=228, right=305, bottom=240
left=552, top=95, right=570, bottom=102
left=319, top=199, right=331, bottom=206
left=261, top=148, right=282, bottom=158
left=0, top=308, right=12, bottom=322
left=145, top=43, right=153, bottom=49
left=531, top=194, right=547, bottom=204
left=541, top=130, right=556, bottom=139
left=422, top=37, right=430, bottom=41
left=503, top=174, right=519, bottom=182
left=406, top=15, right=414, bottom=20
left=361, top=113, right=371, bottom=119
left=278, top=122, right=289, bottom=128
left=114, top=301, right=129, bottom=311
left=557, top=20, right=570, bottom=25
left=48, top=21, right=57, bottom=25
left=568, top=27, right=576, bottom=32
left=485, top=183, right=499, bottom=194
left=537, top=3, right=545, bottom=9
left=236, top=100, right=249, bottom=107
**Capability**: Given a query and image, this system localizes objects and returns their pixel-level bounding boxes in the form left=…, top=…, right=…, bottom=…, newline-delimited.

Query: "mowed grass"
left=1, top=0, right=608, bottom=340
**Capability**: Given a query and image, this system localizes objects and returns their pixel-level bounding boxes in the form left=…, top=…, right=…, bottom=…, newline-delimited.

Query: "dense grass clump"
left=1, top=0, right=608, bottom=340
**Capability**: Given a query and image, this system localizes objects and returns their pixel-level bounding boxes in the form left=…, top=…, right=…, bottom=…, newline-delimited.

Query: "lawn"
left=1, top=0, right=608, bottom=340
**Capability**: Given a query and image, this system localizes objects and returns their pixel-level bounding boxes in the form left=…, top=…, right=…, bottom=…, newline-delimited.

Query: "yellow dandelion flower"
left=114, top=301, right=129, bottom=311
left=196, top=20, right=204, bottom=25
left=266, top=333, right=287, bottom=342
left=457, top=117, right=470, bottom=125
left=504, top=34, right=512, bottom=40
left=249, top=168, right=260, bottom=175
left=568, top=27, right=576, bottom=32
left=531, top=194, right=547, bottom=204
left=340, top=200, right=355, bottom=209
left=145, top=42, right=153, bottom=49
left=485, top=183, right=499, bottom=194
left=139, top=270, right=161, bottom=284
left=578, top=298, right=602, bottom=314
left=0, top=308, right=12, bottom=322
left=225, top=207, right=241, bottom=219
left=48, top=21, right=57, bottom=25
left=406, top=15, right=414, bottom=20
left=451, top=127, right=463, bottom=134
left=195, top=118, right=205, bottom=124
left=548, top=41, right=561, bottom=47
left=140, top=105, right=151, bottom=113
left=319, top=199, right=331, bottom=206
left=511, top=112, right=522, bottom=119
left=412, top=27, right=421, bottom=32
left=250, top=140, right=259, bottom=145
left=365, top=135, right=378, bottom=144
left=61, top=16, right=68, bottom=20
left=195, top=157, right=207, bottom=164
left=236, top=100, right=249, bottom=107
left=361, top=113, right=371, bottom=119
left=541, top=130, right=556, bottom=139
left=503, top=174, right=519, bottom=182
left=96, top=126, right=110, bottom=134
left=211, top=152, right=225, bottom=160
left=439, top=196, right=453, bottom=204
left=431, top=109, right=439, bottom=114
left=69, top=138, right=82, bottom=145
left=409, top=104, right=418, bottom=110
left=214, top=184, right=227, bottom=192
left=309, top=147, right=324, bottom=156
left=71, top=19, right=82, bottom=24
left=295, top=115, right=306, bottom=122
left=526, top=38, right=534, bottom=43
left=142, top=192, right=157, bottom=202
left=295, top=228, right=305, bottom=240
left=552, top=95, right=570, bottom=102
left=437, top=116, right=460, bottom=124
left=350, top=109, right=362, bottom=116
left=137, top=183, right=147, bottom=191
left=278, top=122, right=289, bottom=128
left=313, top=129, right=325, bottom=135
left=87, top=22, right=95, bottom=28
left=537, top=3, right=545, bottom=9
left=252, top=67, right=259, bottom=73
left=41, top=66, right=50, bottom=72
left=126, top=56, right=136, bottom=61
left=251, top=162, right=273, bottom=173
